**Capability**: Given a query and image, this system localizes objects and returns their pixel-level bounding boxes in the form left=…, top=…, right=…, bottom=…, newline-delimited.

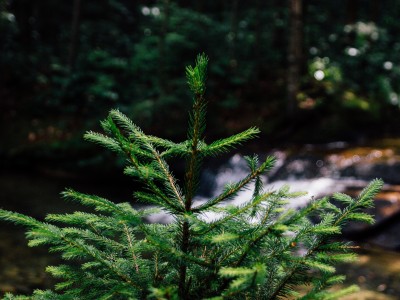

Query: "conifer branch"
left=194, top=191, right=274, bottom=236
left=184, top=96, right=205, bottom=209
left=62, top=189, right=127, bottom=215
left=260, top=197, right=277, bottom=226
left=179, top=53, right=209, bottom=298
left=334, top=179, right=383, bottom=226
left=0, top=210, right=143, bottom=291
left=145, top=230, right=212, bottom=268
left=59, top=234, right=143, bottom=291
left=234, top=226, right=274, bottom=267
left=123, top=223, right=140, bottom=274
left=204, top=127, right=260, bottom=156
left=126, top=151, right=184, bottom=213
left=160, top=141, right=191, bottom=158
left=84, top=131, right=123, bottom=154
left=147, top=135, right=180, bottom=150
left=269, top=180, right=383, bottom=299
left=154, top=252, right=160, bottom=282
left=100, top=112, right=184, bottom=212
left=150, top=147, right=185, bottom=207
left=193, top=156, right=275, bottom=212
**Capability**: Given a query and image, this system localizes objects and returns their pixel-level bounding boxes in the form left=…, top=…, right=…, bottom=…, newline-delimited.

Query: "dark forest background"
left=2, top=0, right=400, bottom=172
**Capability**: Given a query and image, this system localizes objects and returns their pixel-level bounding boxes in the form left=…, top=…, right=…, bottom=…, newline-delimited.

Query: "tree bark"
left=287, top=0, right=303, bottom=116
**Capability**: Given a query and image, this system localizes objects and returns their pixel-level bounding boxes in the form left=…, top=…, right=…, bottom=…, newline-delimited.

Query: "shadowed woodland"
left=2, top=0, right=400, bottom=168
left=2, top=1, right=400, bottom=299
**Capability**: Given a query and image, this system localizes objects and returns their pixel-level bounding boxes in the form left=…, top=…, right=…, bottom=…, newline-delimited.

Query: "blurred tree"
left=2, top=0, right=400, bottom=165
left=287, top=0, right=304, bottom=116
left=67, top=0, right=82, bottom=70
left=346, top=0, right=358, bottom=24
left=228, top=0, right=239, bottom=72
left=158, top=0, right=170, bottom=99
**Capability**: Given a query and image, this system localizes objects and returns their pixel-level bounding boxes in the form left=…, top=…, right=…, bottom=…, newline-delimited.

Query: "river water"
left=1, top=141, right=400, bottom=298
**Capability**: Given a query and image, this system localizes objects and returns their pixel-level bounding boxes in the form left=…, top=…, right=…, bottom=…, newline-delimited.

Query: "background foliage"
left=0, top=54, right=385, bottom=298
left=1, top=0, right=400, bottom=167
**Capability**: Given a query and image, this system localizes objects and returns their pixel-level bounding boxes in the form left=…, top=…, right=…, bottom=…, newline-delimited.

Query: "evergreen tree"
left=0, top=54, right=383, bottom=299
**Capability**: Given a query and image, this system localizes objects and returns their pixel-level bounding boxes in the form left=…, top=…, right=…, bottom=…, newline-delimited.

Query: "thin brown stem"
left=152, top=149, right=185, bottom=207
left=179, top=220, right=190, bottom=298
left=179, top=93, right=205, bottom=298
left=127, top=151, right=183, bottom=212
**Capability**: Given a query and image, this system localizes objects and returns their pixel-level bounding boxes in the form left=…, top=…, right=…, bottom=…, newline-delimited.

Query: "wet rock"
left=341, top=162, right=400, bottom=184
left=269, top=154, right=326, bottom=181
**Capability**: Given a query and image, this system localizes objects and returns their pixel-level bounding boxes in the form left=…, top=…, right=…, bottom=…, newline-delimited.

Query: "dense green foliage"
left=0, top=55, right=383, bottom=299
left=2, top=0, right=400, bottom=158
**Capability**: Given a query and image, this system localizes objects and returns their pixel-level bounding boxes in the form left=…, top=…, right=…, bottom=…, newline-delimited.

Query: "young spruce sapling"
left=0, top=54, right=383, bottom=299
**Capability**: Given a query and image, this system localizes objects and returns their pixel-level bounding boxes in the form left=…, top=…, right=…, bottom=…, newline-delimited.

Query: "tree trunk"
left=346, top=0, right=358, bottom=24
left=254, top=0, right=262, bottom=78
left=228, top=0, right=239, bottom=71
left=158, top=0, right=170, bottom=99
left=68, top=0, right=81, bottom=71
left=370, top=0, right=380, bottom=23
left=287, top=0, right=303, bottom=116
